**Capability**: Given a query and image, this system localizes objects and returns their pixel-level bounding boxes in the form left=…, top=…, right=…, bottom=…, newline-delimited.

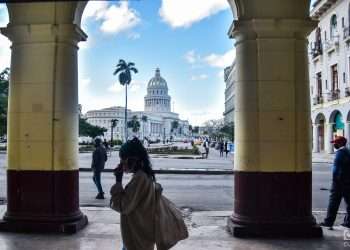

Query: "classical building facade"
left=223, top=61, right=236, bottom=125
left=309, top=0, right=350, bottom=153
left=85, top=68, right=189, bottom=141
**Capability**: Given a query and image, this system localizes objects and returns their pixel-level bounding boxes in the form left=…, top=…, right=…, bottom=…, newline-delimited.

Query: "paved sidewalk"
left=0, top=205, right=346, bottom=250
left=312, top=152, right=334, bottom=164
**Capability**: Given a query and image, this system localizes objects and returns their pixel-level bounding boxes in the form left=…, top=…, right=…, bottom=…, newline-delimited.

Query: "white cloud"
left=184, top=50, right=200, bottom=64
left=180, top=108, right=223, bottom=126
left=191, top=74, right=208, bottom=81
left=0, top=35, right=11, bottom=70
left=107, top=83, right=124, bottom=93
left=204, top=48, right=236, bottom=68
left=82, top=2, right=140, bottom=35
left=127, top=32, right=141, bottom=40
left=159, top=0, right=229, bottom=28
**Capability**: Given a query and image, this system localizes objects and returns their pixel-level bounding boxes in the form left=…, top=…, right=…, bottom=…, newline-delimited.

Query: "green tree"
left=219, top=122, right=234, bottom=142
left=79, top=117, right=107, bottom=139
left=0, top=68, right=10, bottom=138
left=113, top=59, right=138, bottom=141
left=127, top=115, right=140, bottom=133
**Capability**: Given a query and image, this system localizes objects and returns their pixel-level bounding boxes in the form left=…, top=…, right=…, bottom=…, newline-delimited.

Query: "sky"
left=0, top=1, right=236, bottom=126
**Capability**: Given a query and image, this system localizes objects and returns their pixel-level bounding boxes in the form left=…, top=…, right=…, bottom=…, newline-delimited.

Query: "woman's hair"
left=119, top=137, right=155, bottom=181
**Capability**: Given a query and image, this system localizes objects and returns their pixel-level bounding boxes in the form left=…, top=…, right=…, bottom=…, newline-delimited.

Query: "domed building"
left=85, top=68, right=189, bottom=142
left=145, top=68, right=171, bottom=112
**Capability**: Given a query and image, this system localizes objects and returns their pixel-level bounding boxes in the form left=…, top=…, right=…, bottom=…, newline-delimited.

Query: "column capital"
left=229, top=18, right=318, bottom=42
left=0, top=23, right=87, bottom=46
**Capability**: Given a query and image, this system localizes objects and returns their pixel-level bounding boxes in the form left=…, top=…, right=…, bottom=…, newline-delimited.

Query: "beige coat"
left=110, top=170, right=156, bottom=250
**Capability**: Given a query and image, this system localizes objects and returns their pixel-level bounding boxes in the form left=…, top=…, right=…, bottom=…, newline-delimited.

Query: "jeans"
left=324, top=180, right=350, bottom=225
left=93, top=170, right=104, bottom=194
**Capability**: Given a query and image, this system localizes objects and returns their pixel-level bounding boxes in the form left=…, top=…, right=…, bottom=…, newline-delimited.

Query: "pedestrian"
left=203, top=139, right=209, bottom=158
left=224, top=141, right=229, bottom=157
left=103, top=139, right=111, bottom=156
left=219, top=140, right=224, bottom=157
left=91, top=138, right=108, bottom=199
left=320, top=136, right=350, bottom=228
left=110, top=138, right=157, bottom=250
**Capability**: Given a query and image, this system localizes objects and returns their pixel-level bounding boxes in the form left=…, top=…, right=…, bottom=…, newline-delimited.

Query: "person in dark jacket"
left=320, top=136, right=350, bottom=228
left=91, top=138, right=108, bottom=199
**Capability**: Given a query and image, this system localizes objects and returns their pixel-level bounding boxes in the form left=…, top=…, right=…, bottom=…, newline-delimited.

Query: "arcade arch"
left=0, top=0, right=321, bottom=238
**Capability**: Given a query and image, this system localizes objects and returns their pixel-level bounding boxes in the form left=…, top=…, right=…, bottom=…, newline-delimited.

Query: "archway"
left=329, top=110, right=344, bottom=137
left=315, top=113, right=326, bottom=152
left=0, top=0, right=321, bottom=238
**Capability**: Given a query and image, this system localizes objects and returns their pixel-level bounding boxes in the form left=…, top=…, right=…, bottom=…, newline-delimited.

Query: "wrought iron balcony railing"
left=327, top=89, right=340, bottom=101
left=313, top=95, right=323, bottom=105
left=311, top=41, right=323, bottom=58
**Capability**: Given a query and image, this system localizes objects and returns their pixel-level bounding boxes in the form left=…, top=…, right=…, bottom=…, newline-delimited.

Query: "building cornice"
left=310, top=0, right=338, bottom=19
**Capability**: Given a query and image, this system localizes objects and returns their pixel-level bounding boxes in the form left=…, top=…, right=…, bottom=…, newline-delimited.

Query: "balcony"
left=310, top=41, right=323, bottom=59
left=345, top=87, right=350, bottom=97
left=324, top=36, right=339, bottom=53
left=313, top=95, right=323, bottom=105
left=344, top=27, right=350, bottom=42
left=327, top=89, right=340, bottom=101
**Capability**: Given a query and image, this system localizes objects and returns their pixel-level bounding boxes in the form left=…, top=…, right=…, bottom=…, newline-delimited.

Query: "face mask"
left=334, top=144, right=340, bottom=150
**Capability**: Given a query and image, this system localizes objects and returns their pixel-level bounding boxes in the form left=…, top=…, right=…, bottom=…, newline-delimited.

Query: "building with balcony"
left=309, top=0, right=350, bottom=153
left=223, top=61, right=235, bottom=125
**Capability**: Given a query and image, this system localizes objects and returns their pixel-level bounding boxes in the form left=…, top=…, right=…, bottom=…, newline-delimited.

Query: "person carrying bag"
left=110, top=138, right=188, bottom=250
left=154, top=182, right=188, bottom=250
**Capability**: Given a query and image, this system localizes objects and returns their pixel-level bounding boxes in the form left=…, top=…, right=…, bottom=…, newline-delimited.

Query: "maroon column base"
left=0, top=213, right=88, bottom=234
left=226, top=217, right=322, bottom=238
left=0, top=170, right=88, bottom=234
left=228, top=171, right=323, bottom=238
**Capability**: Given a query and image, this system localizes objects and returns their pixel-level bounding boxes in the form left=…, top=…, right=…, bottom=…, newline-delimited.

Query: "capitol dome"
left=147, top=68, right=168, bottom=88
left=144, top=68, right=171, bottom=113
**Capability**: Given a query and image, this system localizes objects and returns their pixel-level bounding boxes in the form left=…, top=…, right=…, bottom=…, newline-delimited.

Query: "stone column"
left=345, top=122, right=350, bottom=147
left=0, top=21, right=88, bottom=232
left=325, top=123, right=334, bottom=154
left=227, top=11, right=322, bottom=236
left=313, top=124, right=320, bottom=153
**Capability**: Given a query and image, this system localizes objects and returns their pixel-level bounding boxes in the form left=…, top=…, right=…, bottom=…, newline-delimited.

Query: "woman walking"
left=110, top=138, right=158, bottom=250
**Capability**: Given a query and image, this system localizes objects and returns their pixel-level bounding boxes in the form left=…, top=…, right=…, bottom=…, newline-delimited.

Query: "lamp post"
left=110, top=119, right=118, bottom=147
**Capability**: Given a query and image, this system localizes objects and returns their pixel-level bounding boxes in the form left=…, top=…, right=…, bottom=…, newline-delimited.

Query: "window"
left=316, top=72, right=322, bottom=96
left=331, top=64, right=339, bottom=91
left=330, top=14, right=338, bottom=39
left=342, top=17, right=345, bottom=28
left=344, top=72, right=346, bottom=84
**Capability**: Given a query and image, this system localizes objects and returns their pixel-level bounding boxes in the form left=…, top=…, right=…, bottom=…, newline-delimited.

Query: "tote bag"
left=154, top=183, right=188, bottom=250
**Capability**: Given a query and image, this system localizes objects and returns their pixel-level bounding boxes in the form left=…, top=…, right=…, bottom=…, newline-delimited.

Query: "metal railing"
left=327, top=89, right=340, bottom=101
left=345, top=87, right=350, bottom=97
left=311, top=41, right=323, bottom=58
left=313, top=95, right=323, bottom=105
left=324, top=36, right=339, bottom=51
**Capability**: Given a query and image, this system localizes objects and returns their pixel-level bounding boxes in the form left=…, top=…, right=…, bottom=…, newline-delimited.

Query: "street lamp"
left=110, top=119, right=118, bottom=147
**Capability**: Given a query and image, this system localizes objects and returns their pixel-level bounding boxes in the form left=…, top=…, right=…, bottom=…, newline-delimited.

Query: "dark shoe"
left=95, top=193, right=105, bottom=199
left=320, top=222, right=333, bottom=228
left=341, top=223, right=350, bottom=228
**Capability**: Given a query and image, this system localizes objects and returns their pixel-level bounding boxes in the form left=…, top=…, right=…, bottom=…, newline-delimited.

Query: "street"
left=0, top=151, right=343, bottom=212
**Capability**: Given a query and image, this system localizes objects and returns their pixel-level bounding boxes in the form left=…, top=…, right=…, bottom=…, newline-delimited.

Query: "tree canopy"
left=79, top=117, right=107, bottom=139
left=0, top=68, right=10, bottom=138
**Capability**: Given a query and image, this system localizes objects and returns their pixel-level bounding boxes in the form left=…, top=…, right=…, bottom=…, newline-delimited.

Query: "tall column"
left=227, top=3, right=322, bottom=237
left=313, top=124, right=320, bottom=153
left=345, top=122, right=350, bottom=147
left=0, top=4, right=88, bottom=233
left=325, top=123, right=334, bottom=154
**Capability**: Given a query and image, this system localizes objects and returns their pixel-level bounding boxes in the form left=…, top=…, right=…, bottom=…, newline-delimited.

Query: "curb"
left=79, top=168, right=234, bottom=175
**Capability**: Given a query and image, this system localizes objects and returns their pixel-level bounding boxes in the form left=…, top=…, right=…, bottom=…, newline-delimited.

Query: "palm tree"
left=113, top=59, right=138, bottom=142
left=141, top=115, right=148, bottom=139
left=127, top=115, right=140, bottom=134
